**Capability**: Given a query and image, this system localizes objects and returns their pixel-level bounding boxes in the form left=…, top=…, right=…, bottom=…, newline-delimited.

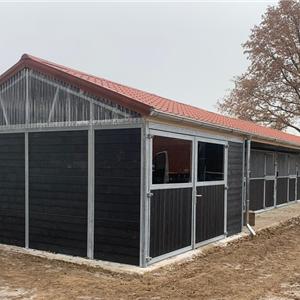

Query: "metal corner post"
left=25, top=131, right=29, bottom=248
left=191, top=136, right=197, bottom=249
left=224, top=143, right=229, bottom=236
left=246, top=139, right=251, bottom=226
left=25, top=68, right=29, bottom=249
left=140, top=120, right=150, bottom=267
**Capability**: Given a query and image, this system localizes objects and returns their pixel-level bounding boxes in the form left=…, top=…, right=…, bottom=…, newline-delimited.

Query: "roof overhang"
left=150, top=109, right=300, bottom=151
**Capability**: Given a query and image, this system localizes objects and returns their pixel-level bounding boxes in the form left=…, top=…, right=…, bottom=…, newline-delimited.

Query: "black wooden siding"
left=288, top=178, right=296, bottom=202
left=196, top=185, right=224, bottom=243
left=150, top=188, right=192, bottom=258
left=249, top=179, right=264, bottom=211
left=29, top=131, right=88, bottom=257
left=0, top=134, right=25, bottom=247
left=297, top=177, right=300, bottom=200
left=276, top=178, right=288, bottom=205
left=94, top=128, right=141, bottom=265
left=227, top=142, right=243, bottom=236
left=265, top=180, right=275, bottom=207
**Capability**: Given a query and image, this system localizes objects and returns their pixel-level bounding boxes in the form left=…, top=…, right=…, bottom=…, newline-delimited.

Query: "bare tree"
left=218, top=0, right=300, bottom=133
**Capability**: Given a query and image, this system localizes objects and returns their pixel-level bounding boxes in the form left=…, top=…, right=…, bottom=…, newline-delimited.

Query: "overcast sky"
left=0, top=1, right=276, bottom=112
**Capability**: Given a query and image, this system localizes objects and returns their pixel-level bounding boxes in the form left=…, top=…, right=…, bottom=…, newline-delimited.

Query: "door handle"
left=196, top=194, right=203, bottom=198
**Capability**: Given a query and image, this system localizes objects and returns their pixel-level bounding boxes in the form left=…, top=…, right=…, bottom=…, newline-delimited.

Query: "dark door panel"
left=196, top=185, right=224, bottom=243
left=150, top=188, right=192, bottom=258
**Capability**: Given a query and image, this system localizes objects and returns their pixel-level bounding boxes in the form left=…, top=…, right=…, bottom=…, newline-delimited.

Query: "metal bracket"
left=225, top=144, right=229, bottom=149
left=224, top=185, right=228, bottom=190
left=147, top=134, right=153, bottom=139
left=147, top=192, right=153, bottom=198
left=146, top=256, right=152, bottom=263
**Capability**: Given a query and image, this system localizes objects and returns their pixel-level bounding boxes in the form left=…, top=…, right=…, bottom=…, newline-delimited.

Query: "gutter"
left=150, top=109, right=300, bottom=150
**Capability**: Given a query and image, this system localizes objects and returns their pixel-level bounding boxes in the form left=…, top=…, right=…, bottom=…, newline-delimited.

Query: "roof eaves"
left=151, top=109, right=300, bottom=150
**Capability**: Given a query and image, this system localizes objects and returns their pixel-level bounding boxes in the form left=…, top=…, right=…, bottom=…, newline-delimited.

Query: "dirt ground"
left=0, top=218, right=299, bottom=300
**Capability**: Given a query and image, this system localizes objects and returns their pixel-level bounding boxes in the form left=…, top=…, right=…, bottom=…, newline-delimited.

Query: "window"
left=197, top=142, right=224, bottom=182
left=152, top=136, right=192, bottom=184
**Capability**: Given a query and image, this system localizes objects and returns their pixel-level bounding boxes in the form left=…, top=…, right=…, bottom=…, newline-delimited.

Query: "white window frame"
left=150, top=130, right=194, bottom=190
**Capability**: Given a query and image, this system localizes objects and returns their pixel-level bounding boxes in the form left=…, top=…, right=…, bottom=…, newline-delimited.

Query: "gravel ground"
left=0, top=217, right=299, bottom=300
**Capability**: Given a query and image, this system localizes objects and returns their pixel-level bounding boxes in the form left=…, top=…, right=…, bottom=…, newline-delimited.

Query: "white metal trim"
left=148, top=121, right=244, bottom=144
left=150, top=183, right=193, bottom=190
left=195, top=181, right=226, bottom=187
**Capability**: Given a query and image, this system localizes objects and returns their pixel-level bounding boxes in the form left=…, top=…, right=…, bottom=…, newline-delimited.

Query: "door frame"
left=193, top=136, right=228, bottom=248
left=146, top=128, right=229, bottom=264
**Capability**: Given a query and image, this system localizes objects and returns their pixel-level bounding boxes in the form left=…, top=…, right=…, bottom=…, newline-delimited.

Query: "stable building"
left=0, top=54, right=299, bottom=267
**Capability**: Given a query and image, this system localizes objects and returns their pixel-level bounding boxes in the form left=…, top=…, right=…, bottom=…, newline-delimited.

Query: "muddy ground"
left=0, top=218, right=299, bottom=300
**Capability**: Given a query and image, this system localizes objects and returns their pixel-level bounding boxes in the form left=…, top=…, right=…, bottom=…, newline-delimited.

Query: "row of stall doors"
left=250, top=177, right=299, bottom=211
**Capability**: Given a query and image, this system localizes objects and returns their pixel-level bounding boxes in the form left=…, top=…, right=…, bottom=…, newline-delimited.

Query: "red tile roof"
left=1, top=54, right=300, bottom=148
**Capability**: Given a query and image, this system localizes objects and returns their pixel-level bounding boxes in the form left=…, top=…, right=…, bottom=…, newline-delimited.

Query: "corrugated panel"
left=0, top=133, right=25, bottom=246
left=196, top=185, right=224, bottom=243
left=150, top=188, right=192, bottom=258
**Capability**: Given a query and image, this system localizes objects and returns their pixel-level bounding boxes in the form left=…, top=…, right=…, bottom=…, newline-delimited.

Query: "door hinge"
left=147, top=192, right=153, bottom=198
left=224, top=185, right=228, bottom=190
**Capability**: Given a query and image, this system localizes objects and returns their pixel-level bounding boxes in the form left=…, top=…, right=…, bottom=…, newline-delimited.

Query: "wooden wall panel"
left=150, top=188, right=192, bottom=258
left=289, top=178, right=296, bottom=202
left=227, top=142, right=243, bottom=236
left=249, top=179, right=264, bottom=211
left=0, top=133, right=25, bottom=246
left=265, top=180, right=275, bottom=208
left=94, top=128, right=141, bottom=265
left=196, top=185, right=224, bottom=243
left=29, top=131, right=88, bottom=257
left=276, top=178, right=288, bottom=205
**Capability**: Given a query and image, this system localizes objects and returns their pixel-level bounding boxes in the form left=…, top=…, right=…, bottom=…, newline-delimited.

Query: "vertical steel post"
left=25, top=131, right=29, bottom=248
left=224, top=143, right=229, bottom=236
left=139, top=121, right=147, bottom=267
left=25, top=69, right=29, bottom=248
left=246, top=139, right=251, bottom=226
left=87, top=102, right=95, bottom=259
left=191, top=136, right=197, bottom=249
